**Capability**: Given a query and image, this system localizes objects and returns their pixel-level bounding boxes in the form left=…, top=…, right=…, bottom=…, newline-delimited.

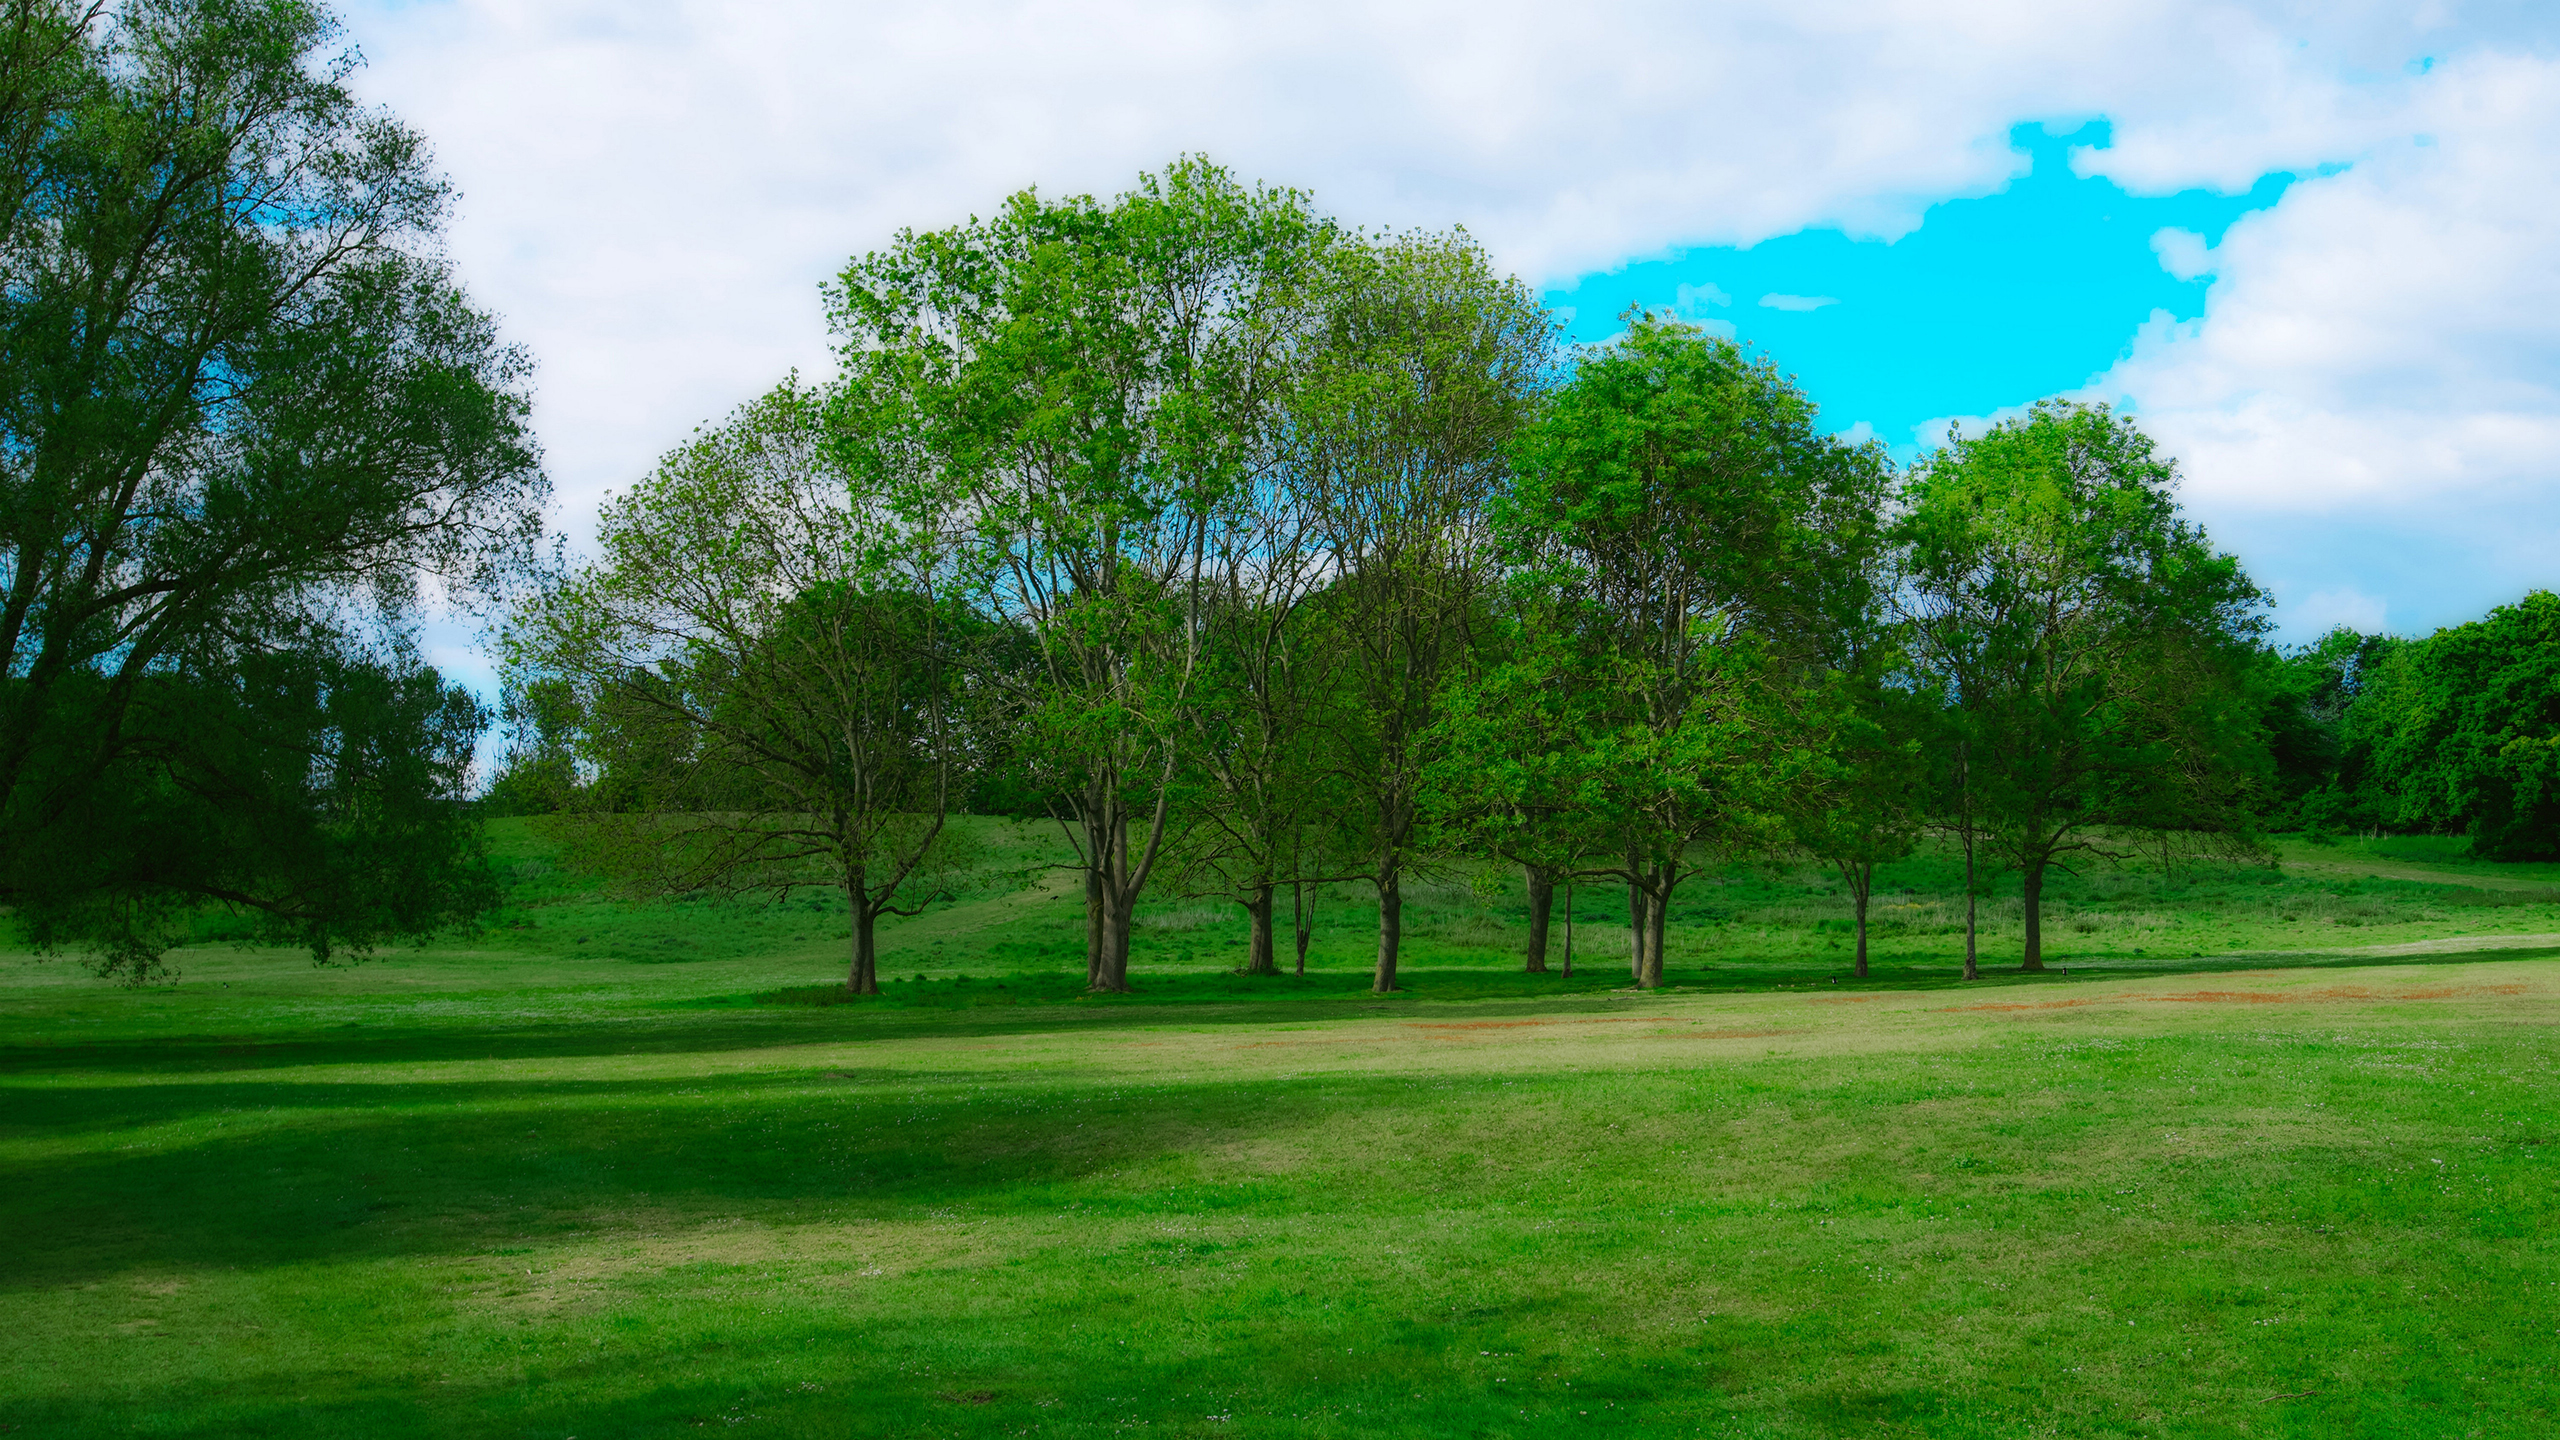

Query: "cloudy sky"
left=339, top=0, right=2560, bottom=692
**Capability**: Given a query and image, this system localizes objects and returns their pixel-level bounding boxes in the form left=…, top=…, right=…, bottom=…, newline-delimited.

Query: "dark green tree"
left=1788, top=664, right=1930, bottom=980
left=2335, top=592, right=2560, bottom=858
left=1, top=0, right=547, bottom=978
left=1294, top=230, right=1552, bottom=993
left=1162, top=487, right=1356, bottom=975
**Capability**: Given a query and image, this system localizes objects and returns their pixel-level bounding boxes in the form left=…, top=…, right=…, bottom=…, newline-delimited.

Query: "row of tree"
left=499, top=159, right=2282, bottom=995
left=12, top=7, right=2544, bottom=989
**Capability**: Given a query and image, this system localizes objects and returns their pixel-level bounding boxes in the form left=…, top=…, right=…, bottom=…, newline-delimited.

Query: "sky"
left=336, top=0, right=2560, bottom=699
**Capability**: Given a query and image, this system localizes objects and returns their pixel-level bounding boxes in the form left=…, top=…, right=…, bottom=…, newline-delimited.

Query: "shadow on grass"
left=2, top=1057, right=1654, bottom=1292
left=1, top=1307, right=1737, bottom=1440
left=11, top=974, right=2552, bottom=1299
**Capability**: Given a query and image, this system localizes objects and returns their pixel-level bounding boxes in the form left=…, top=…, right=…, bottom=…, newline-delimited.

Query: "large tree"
left=505, top=379, right=976, bottom=995
left=1895, top=401, right=2267, bottom=972
left=1292, top=230, right=1551, bottom=994
left=1, top=0, right=546, bottom=977
left=1475, top=316, right=1886, bottom=989
left=828, top=158, right=1328, bottom=991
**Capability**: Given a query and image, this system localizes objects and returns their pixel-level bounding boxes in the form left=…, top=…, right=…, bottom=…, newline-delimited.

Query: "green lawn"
left=4, top=822, right=2556, bottom=1437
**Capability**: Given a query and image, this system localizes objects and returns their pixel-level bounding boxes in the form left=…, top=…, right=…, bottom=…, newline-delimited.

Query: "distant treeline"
left=2261, top=591, right=2560, bottom=856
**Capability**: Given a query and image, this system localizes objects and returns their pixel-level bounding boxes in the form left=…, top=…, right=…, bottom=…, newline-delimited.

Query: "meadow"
left=3, top=821, right=2557, bottom=1438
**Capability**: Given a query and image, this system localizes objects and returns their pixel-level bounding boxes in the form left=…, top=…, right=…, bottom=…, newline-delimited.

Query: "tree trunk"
left=1292, top=879, right=1312, bottom=976
left=1373, top=872, right=1401, bottom=993
left=1639, top=873, right=1670, bottom=989
left=1850, top=861, right=1871, bottom=981
left=1097, top=894, right=1135, bottom=991
left=844, top=872, right=879, bottom=995
left=2019, top=859, right=2045, bottom=971
left=1089, top=805, right=1136, bottom=993
left=1243, top=884, right=1278, bottom=975
left=1523, top=864, right=1553, bottom=973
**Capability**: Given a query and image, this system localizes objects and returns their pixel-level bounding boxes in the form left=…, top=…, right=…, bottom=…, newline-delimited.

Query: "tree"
left=2250, top=626, right=2392, bottom=830
left=1894, top=401, right=2268, bottom=973
left=829, top=158, right=1327, bottom=992
left=1293, top=230, right=1552, bottom=994
left=1789, top=665, right=1929, bottom=980
left=2334, top=591, right=2560, bottom=858
left=1162, top=472, right=1354, bottom=974
left=0, top=0, right=547, bottom=977
left=504, top=379, right=975, bottom=994
left=1427, top=613, right=1611, bottom=973
left=1479, top=316, right=1887, bottom=989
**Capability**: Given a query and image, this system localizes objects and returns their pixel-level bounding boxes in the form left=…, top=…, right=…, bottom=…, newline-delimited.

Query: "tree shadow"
left=0, top=1057, right=1591, bottom=1293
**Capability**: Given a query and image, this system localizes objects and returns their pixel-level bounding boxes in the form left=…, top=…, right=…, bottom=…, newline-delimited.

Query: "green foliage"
left=0, top=0, right=546, bottom=976
left=1290, top=228, right=1555, bottom=991
left=1442, top=313, right=1887, bottom=986
left=1895, top=400, right=2272, bottom=967
left=2251, top=625, right=2399, bottom=831
left=8, top=646, right=494, bottom=978
left=826, top=157, right=1335, bottom=991
left=504, top=377, right=984, bottom=992
left=2334, top=590, right=2560, bottom=859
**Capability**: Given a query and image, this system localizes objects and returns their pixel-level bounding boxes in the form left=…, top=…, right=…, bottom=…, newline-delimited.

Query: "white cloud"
left=2090, top=50, right=2560, bottom=527
left=1759, top=293, right=1840, bottom=311
left=338, top=0, right=2549, bottom=559
left=2150, top=227, right=2213, bottom=280
left=1673, top=281, right=1732, bottom=312
left=1907, top=401, right=2041, bottom=450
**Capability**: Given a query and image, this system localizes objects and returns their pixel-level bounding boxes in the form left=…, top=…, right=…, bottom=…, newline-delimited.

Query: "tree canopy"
left=2, top=0, right=547, bottom=977
left=1893, top=401, right=2269, bottom=971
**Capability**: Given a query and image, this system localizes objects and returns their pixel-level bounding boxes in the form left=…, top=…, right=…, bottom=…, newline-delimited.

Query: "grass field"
left=4, top=821, right=2557, bottom=1437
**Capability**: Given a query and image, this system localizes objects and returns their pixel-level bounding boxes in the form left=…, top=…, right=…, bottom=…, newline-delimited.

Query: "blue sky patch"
left=1547, top=121, right=2297, bottom=451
